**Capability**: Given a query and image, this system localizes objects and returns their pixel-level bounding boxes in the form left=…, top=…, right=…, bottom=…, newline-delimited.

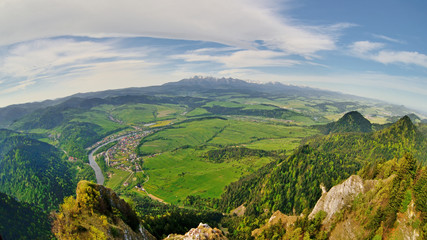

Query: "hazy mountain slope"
left=0, top=77, right=419, bottom=127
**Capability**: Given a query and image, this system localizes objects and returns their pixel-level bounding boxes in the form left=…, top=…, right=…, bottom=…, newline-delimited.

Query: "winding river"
left=88, top=135, right=129, bottom=185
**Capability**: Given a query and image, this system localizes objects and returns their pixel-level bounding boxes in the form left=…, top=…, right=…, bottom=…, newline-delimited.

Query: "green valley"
left=0, top=77, right=426, bottom=240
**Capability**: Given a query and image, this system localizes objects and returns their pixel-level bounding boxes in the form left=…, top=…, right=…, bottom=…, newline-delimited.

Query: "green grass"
left=139, top=118, right=320, bottom=204
left=105, top=168, right=133, bottom=190
left=244, top=137, right=304, bottom=151
left=110, top=104, right=184, bottom=124
left=203, top=101, right=244, bottom=108
left=186, top=108, right=211, bottom=117
left=70, top=110, right=122, bottom=134
left=138, top=118, right=228, bottom=155
left=208, top=120, right=318, bottom=146
left=143, top=148, right=273, bottom=204
left=203, top=100, right=281, bottom=111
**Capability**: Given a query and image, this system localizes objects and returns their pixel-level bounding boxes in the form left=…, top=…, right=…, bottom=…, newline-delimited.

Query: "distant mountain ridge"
left=0, top=76, right=418, bottom=127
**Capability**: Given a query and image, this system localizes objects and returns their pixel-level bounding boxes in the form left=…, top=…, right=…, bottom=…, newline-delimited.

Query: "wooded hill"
left=216, top=114, right=427, bottom=216
left=0, top=129, right=76, bottom=210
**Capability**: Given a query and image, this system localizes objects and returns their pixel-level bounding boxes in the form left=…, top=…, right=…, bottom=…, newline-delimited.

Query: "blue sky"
left=0, top=0, right=426, bottom=112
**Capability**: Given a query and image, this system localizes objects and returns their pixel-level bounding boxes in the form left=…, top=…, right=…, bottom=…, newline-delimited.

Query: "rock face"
left=309, top=175, right=366, bottom=223
left=165, top=223, right=227, bottom=240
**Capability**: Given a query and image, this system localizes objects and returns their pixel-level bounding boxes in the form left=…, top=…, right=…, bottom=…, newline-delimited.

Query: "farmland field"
left=139, top=117, right=320, bottom=204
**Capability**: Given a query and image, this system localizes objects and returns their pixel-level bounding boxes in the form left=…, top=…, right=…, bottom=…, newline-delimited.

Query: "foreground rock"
left=52, top=180, right=155, bottom=240
left=165, top=223, right=227, bottom=240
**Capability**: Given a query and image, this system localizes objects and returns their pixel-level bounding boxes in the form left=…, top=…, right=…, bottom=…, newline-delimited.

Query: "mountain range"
left=0, top=77, right=420, bottom=128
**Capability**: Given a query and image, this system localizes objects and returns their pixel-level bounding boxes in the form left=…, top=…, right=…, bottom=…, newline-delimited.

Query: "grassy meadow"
left=139, top=117, right=320, bottom=204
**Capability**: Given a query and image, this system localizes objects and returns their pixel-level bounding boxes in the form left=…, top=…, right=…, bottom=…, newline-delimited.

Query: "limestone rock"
left=309, top=175, right=366, bottom=223
left=165, top=223, right=227, bottom=240
left=252, top=210, right=297, bottom=237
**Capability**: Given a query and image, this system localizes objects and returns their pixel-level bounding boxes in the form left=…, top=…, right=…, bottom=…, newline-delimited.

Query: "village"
left=97, top=131, right=150, bottom=172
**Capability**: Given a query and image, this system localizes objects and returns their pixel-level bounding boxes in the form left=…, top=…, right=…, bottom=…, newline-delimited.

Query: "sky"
left=0, top=0, right=426, bottom=112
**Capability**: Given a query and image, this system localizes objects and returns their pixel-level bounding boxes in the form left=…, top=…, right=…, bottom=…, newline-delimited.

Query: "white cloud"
left=349, top=41, right=384, bottom=55
left=0, top=38, right=165, bottom=100
left=373, top=51, right=427, bottom=68
left=349, top=41, right=427, bottom=68
left=0, top=80, right=35, bottom=94
left=372, top=34, right=403, bottom=44
left=0, top=38, right=151, bottom=77
left=172, top=49, right=301, bottom=68
left=0, top=0, right=345, bottom=56
left=0, top=57, right=170, bottom=107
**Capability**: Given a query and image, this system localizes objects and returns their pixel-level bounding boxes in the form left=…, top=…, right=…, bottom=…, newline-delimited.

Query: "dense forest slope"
left=0, top=129, right=75, bottom=209
left=251, top=154, right=426, bottom=239
left=0, top=192, right=52, bottom=240
left=217, top=115, right=426, bottom=216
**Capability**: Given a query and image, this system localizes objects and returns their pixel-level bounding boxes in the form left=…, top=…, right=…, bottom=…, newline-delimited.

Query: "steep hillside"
left=250, top=154, right=426, bottom=239
left=217, top=115, right=426, bottom=216
left=0, top=129, right=76, bottom=209
left=0, top=191, right=52, bottom=240
left=52, top=180, right=155, bottom=240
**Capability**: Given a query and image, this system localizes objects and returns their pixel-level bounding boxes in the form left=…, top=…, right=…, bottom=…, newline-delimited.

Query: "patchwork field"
left=139, top=117, right=320, bottom=204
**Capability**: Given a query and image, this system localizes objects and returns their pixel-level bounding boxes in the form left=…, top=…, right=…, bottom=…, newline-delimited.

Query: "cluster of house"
left=100, top=131, right=151, bottom=172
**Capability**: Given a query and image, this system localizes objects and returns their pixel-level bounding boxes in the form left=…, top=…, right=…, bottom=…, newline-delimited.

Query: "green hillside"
left=0, top=191, right=52, bottom=240
left=321, top=111, right=373, bottom=134
left=1, top=78, right=426, bottom=239
left=216, top=116, right=426, bottom=216
left=249, top=155, right=426, bottom=240
left=0, top=129, right=76, bottom=209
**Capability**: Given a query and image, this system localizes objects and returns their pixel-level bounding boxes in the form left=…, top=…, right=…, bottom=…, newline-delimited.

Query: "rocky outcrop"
left=390, top=200, right=420, bottom=240
left=165, top=223, right=227, bottom=240
left=230, top=204, right=246, bottom=216
left=309, top=175, right=372, bottom=223
left=52, top=180, right=156, bottom=240
left=252, top=211, right=297, bottom=238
